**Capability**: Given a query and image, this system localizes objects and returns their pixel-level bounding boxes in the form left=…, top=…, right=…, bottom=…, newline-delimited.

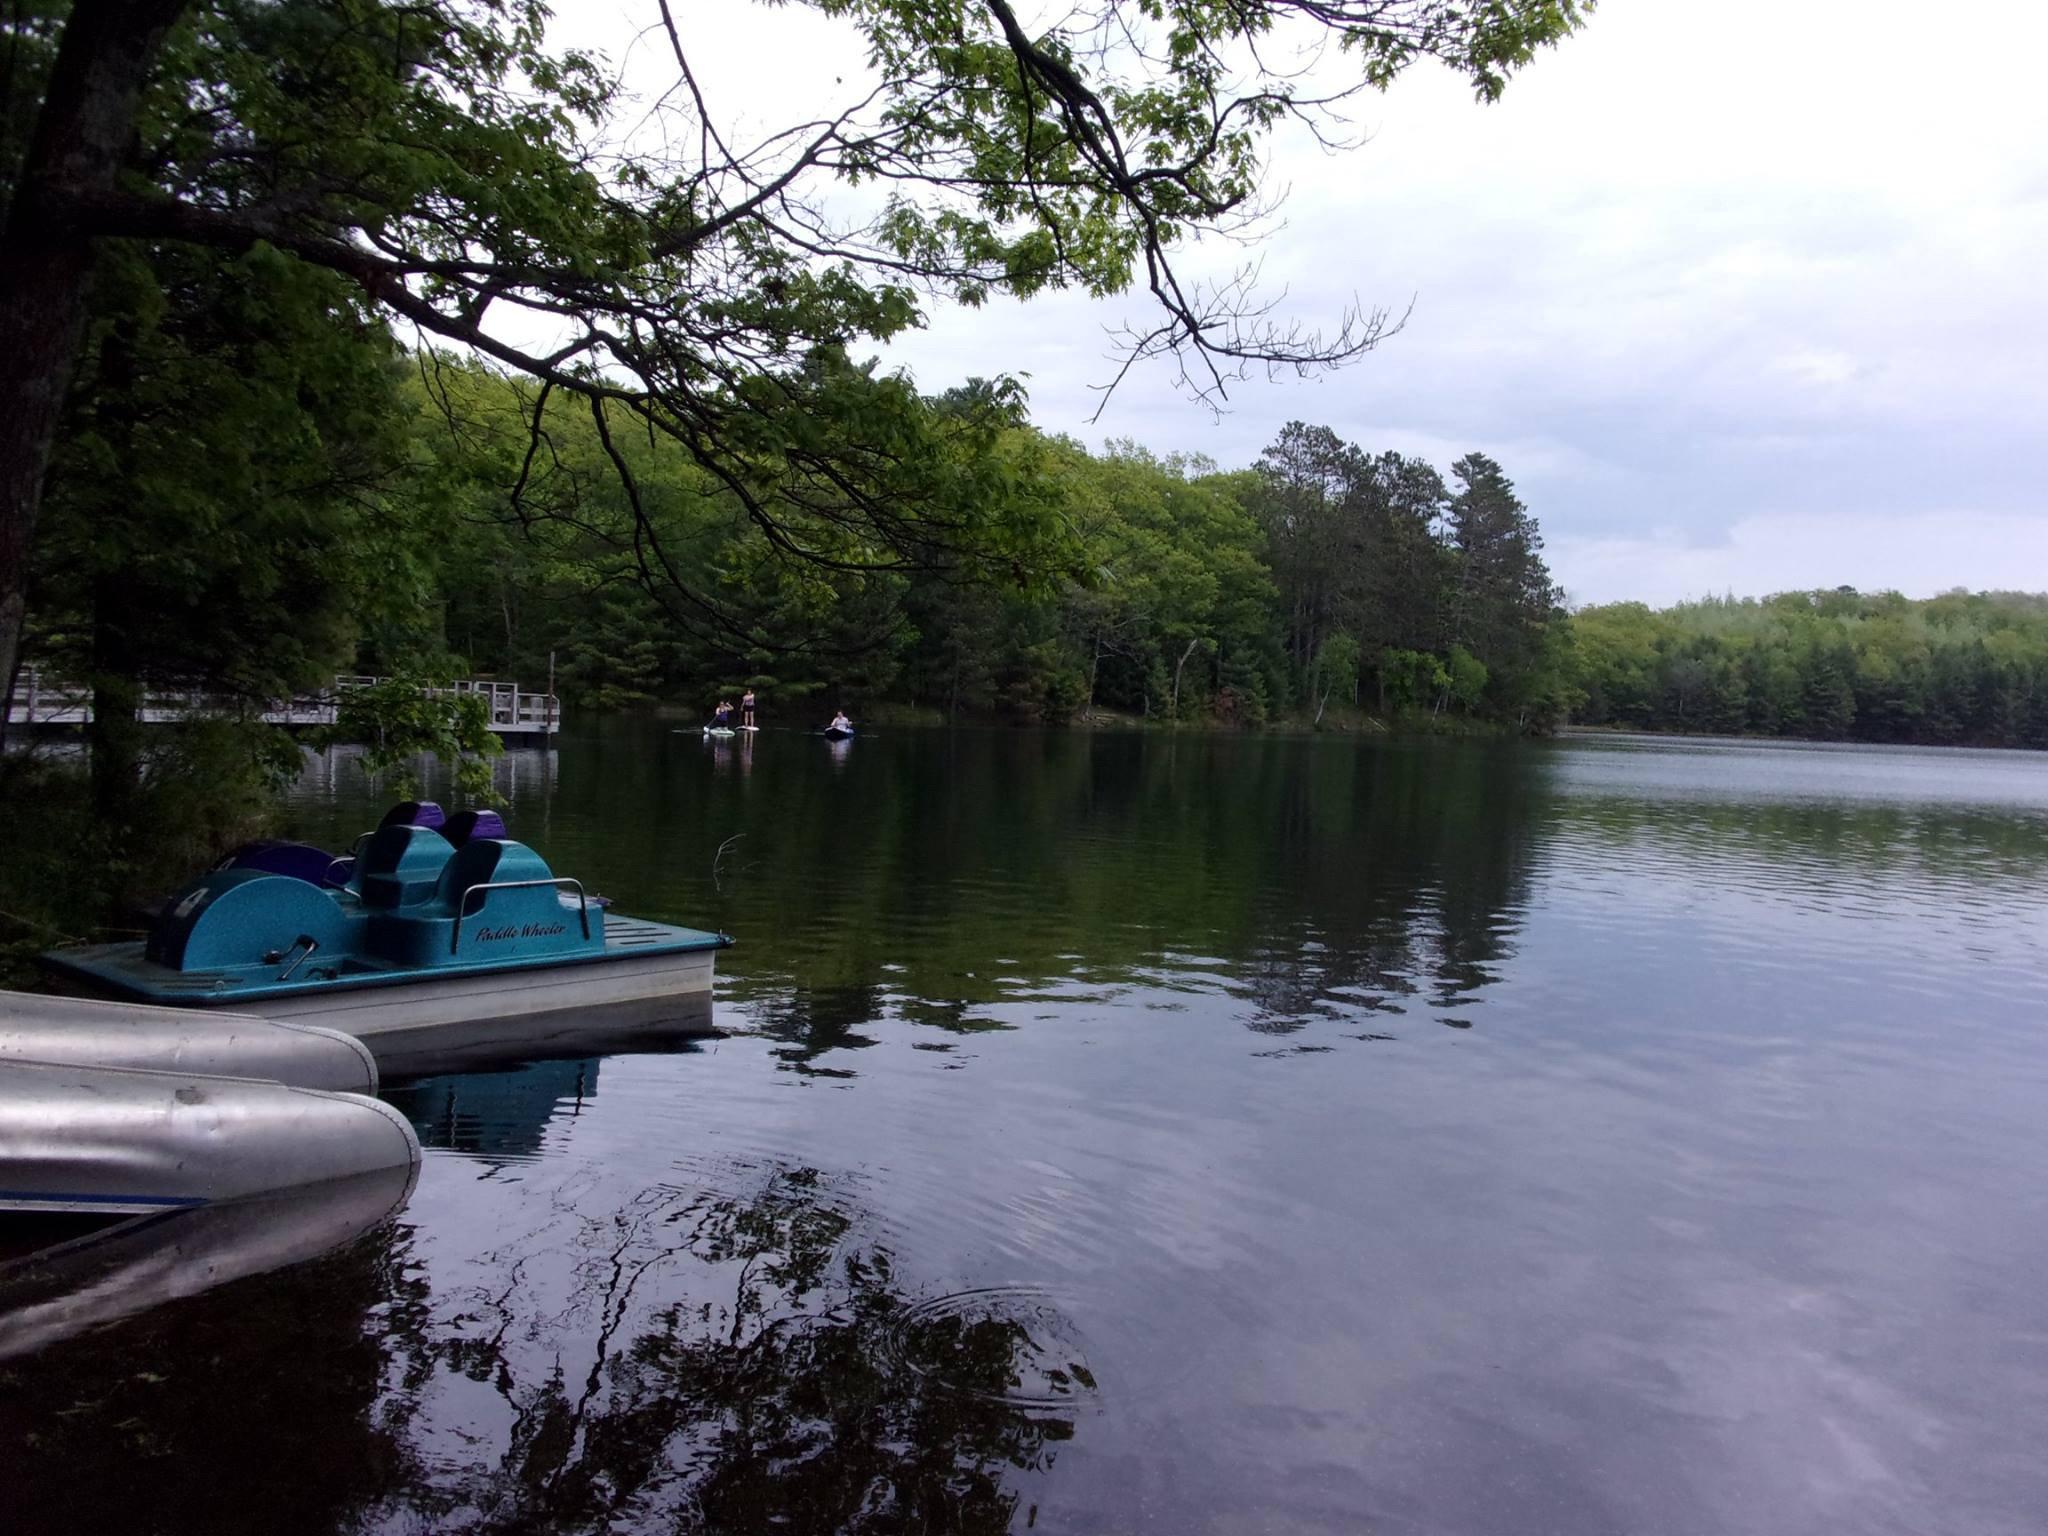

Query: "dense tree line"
left=382, top=362, right=1572, bottom=731
left=1570, top=590, right=2048, bottom=747
left=7, top=278, right=1576, bottom=766
left=17, top=341, right=1571, bottom=734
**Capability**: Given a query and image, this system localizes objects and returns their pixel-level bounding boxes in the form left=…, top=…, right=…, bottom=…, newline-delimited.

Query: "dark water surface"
left=8, top=723, right=2048, bottom=1535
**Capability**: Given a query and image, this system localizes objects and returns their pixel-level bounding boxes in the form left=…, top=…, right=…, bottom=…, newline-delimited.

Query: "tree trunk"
left=0, top=0, right=190, bottom=710
left=1170, top=637, right=1199, bottom=720
left=85, top=314, right=148, bottom=871
left=0, top=644, right=21, bottom=754
left=89, top=569, right=145, bottom=851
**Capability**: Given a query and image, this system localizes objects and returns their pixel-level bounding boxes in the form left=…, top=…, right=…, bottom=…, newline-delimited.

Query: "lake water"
left=7, top=723, right=2048, bottom=1535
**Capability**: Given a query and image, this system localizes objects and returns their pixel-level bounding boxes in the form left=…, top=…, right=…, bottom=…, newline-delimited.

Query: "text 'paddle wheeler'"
left=40, top=803, right=730, bottom=1039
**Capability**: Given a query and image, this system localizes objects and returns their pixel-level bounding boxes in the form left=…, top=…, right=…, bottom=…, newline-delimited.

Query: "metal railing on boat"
left=449, top=878, right=592, bottom=953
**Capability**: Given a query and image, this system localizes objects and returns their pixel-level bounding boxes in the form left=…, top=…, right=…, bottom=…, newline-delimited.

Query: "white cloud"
left=1555, top=510, right=2048, bottom=608
left=560, top=0, right=2048, bottom=601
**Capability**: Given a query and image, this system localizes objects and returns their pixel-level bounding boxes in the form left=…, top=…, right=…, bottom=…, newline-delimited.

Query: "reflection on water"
left=755, top=982, right=890, bottom=1075
left=0, top=1178, right=423, bottom=1536
left=297, top=740, right=561, bottom=816
left=387, top=1058, right=601, bottom=1160
left=0, top=1153, right=1088, bottom=1535
left=357, top=1163, right=1086, bottom=1534
left=673, top=730, right=1554, bottom=1047
left=0, top=1165, right=418, bottom=1363
left=9, top=725, right=2048, bottom=1533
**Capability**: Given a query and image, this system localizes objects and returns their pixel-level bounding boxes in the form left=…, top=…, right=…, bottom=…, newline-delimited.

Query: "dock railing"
left=7, top=670, right=561, bottom=738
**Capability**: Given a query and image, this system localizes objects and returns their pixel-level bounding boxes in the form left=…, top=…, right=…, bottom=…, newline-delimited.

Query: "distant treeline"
left=20, top=327, right=2038, bottom=751
left=1571, top=590, right=2048, bottom=747
left=401, top=371, right=1574, bottom=731
left=15, top=325, right=1572, bottom=741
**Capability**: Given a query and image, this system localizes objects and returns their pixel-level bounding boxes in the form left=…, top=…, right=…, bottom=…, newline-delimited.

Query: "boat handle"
left=277, top=934, right=319, bottom=980
left=450, top=877, right=590, bottom=954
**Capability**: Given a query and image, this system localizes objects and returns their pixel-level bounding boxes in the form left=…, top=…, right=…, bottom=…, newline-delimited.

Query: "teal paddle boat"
left=40, top=804, right=729, bottom=1042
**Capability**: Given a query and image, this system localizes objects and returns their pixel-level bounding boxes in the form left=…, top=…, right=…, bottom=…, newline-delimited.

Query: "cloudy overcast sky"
left=568, top=0, right=2046, bottom=606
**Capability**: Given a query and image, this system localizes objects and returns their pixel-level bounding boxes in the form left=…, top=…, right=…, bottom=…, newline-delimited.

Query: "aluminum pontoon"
left=0, top=1057, right=419, bottom=1216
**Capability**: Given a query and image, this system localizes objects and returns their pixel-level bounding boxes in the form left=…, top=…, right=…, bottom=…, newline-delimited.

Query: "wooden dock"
left=4, top=672, right=562, bottom=738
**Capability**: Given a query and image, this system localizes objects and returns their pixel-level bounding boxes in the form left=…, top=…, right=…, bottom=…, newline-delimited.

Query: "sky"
left=559, top=0, right=2048, bottom=607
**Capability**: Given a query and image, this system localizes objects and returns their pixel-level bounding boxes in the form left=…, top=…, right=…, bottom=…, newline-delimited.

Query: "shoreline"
left=1556, top=723, right=2048, bottom=754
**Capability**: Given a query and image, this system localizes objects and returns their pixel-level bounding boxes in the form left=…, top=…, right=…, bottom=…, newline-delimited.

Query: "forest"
left=408, top=371, right=1574, bottom=732
left=14, top=347, right=1572, bottom=734
left=1571, top=590, right=2048, bottom=748
left=17, top=333, right=2048, bottom=754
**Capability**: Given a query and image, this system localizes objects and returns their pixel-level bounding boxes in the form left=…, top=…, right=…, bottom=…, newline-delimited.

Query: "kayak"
left=823, top=725, right=854, bottom=740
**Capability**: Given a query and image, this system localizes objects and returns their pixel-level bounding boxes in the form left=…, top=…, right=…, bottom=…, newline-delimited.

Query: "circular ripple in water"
left=886, top=1286, right=1100, bottom=1413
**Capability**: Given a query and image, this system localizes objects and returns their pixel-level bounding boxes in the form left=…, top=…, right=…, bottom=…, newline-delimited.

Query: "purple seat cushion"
left=443, top=808, right=508, bottom=847
left=379, top=800, right=447, bottom=833
left=223, top=841, right=346, bottom=887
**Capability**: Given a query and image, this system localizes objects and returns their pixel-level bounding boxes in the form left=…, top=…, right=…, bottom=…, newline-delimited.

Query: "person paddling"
left=828, top=710, right=851, bottom=733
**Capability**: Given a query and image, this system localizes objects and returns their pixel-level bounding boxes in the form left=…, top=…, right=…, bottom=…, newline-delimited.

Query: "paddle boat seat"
left=137, top=829, right=601, bottom=980
left=379, top=800, right=447, bottom=833
left=351, top=822, right=456, bottom=909
left=145, top=866, right=364, bottom=974
left=218, top=802, right=475, bottom=890
left=218, top=840, right=352, bottom=888
left=361, top=837, right=601, bottom=968
left=442, top=808, right=507, bottom=847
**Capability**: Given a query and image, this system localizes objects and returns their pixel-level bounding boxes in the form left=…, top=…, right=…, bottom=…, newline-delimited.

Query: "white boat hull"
left=367, top=991, right=715, bottom=1079
left=203, top=945, right=719, bottom=1039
